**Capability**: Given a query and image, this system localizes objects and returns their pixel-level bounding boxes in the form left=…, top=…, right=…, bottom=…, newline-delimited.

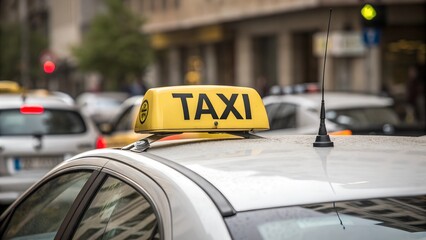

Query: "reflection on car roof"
left=145, top=135, right=426, bottom=211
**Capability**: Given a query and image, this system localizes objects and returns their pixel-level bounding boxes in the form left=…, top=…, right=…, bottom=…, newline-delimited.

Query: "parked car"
left=76, top=92, right=129, bottom=126
left=0, top=93, right=105, bottom=205
left=262, top=89, right=425, bottom=136
left=1, top=86, right=425, bottom=240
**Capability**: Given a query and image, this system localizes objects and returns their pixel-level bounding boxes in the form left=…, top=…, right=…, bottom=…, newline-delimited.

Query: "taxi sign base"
left=313, top=135, right=334, bottom=147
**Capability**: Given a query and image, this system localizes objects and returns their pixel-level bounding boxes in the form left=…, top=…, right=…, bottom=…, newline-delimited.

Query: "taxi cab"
left=0, top=81, right=22, bottom=94
left=0, top=86, right=425, bottom=240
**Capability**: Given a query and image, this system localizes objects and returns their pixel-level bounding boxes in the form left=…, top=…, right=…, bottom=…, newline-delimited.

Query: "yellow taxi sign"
left=135, top=85, right=270, bottom=133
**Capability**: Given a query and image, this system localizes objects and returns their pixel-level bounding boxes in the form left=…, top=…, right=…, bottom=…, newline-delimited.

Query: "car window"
left=225, top=195, right=426, bottom=240
left=266, top=103, right=297, bottom=130
left=1, top=171, right=92, bottom=240
left=0, top=109, right=87, bottom=136
left=326, top=107, right=400, bottom=128
left=72, top=176, right=159, bottom=240
left=114, top=105, right=134, bottom=132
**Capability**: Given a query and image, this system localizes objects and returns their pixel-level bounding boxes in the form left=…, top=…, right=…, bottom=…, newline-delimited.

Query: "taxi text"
left=172, top=93, right=252, bottom=120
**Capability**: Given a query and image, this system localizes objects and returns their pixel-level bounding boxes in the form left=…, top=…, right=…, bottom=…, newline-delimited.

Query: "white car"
left=100, top=95, right=145, bottom=148
left=0, top=93, right=104, bottom=205
left=262, top=92, right=424, bottom=136
left=1, top=86, right=425, bottom=240
left=76, top=92, right=130, bottom=126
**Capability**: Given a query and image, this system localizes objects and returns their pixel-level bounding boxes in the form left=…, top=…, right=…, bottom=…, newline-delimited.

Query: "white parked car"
left=1, top=86, right=425, bottom=240
left=262, top=91, right=424, bottom=136
left=0, top=93, right=104, bottom=205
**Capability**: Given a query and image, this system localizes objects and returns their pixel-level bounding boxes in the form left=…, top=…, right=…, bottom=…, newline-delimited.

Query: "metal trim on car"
left=142, top=152, right=237, bottom=217
left=57, top=171, right=108, bottom=240
left=55, top=170, right=105, bottom=240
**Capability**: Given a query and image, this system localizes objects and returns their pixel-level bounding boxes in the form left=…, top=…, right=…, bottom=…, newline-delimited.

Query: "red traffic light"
left=43, top=60, right=56, bottom=74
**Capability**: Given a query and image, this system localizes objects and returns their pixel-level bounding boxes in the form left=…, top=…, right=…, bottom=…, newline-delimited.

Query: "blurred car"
left=100, top=95, right=146, bottom=148
left=0, top=93, right=105, bottom=205
left=76, top=92, right=129, bottom=126
left=0, top=85, right=425, bottom=240
left=262, top=88, right=425, bottom=136
left=0, top=81, right=21, bottom=94
left=28, top=89, right=75, bottom=105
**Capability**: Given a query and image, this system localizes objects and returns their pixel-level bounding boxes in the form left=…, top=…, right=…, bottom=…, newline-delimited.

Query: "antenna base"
left=313, top=135, right=334, bottom=148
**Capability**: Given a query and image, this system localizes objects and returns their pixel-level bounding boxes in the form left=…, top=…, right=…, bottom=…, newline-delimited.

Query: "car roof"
left=0, top=93, right=77, bottom=109
left=76, top=91, right=129, bottom=104
left=145, top=135, right=426, bottom=211
left=263, top=92, right=394, bottom=110
left=64, top=86, right=425, bottom=214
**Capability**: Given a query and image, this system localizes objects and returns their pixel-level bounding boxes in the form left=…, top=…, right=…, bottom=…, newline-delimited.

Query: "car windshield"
left=225, top=195, right=426, bottom=240
left=0, top=109, right=86, bottom=136
left=326, top=107, right=401, bottom=128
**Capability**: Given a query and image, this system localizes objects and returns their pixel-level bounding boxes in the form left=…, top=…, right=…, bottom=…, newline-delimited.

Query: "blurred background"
left=0, top=0, right=425, bottom=125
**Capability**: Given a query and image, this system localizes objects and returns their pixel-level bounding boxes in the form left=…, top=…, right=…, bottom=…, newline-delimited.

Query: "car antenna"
left=21, top=89, right=27, bottom=103
left=313, top=8, right=334, bottom=148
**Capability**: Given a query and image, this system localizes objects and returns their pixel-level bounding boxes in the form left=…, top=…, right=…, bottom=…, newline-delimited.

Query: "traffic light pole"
left=19, top=0, right=30, bottom=89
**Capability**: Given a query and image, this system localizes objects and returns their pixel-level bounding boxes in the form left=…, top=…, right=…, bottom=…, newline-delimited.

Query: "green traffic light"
left=361, top=4, right=377, bottom=21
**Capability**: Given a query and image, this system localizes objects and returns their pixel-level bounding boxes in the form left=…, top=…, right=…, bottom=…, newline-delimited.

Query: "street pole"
left=19, top=0, right=30, bottom=89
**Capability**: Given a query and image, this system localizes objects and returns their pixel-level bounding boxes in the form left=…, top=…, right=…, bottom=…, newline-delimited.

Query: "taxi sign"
left=0, top=81, right=21, bottom=93
left=134, top=85, right=270, bottom=133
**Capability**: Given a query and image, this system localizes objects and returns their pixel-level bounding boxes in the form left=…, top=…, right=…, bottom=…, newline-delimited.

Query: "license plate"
left=15, top=156, right=64, bottom=170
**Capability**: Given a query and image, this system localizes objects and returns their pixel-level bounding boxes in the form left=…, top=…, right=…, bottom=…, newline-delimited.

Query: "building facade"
left=134, top=0, right=425, bottom=120
left=2, top=0, right=424, bottom=121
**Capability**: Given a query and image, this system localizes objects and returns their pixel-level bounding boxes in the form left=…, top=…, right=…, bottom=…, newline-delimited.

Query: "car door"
left=64, top=160, right=171, bottom=240
left=0, top=158, right=171, bottom=240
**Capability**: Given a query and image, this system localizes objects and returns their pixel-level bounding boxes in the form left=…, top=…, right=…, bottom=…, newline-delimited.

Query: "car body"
left=1, top=86, right=425, bottom=240
left=101, top=95, right=146, bottom=148
left=0, top=93, right=103, bottom=204
left=76, top=92, right=130, bottom=126
left=262, top=91, right=425, bottom=136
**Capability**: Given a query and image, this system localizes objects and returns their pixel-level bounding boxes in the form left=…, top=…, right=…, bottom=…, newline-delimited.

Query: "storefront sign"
left=313, top=31, right=366, bottom=57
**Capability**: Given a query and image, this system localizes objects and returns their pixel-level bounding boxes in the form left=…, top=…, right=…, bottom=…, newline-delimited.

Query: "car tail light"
left=20, top=105, right=44, bottom=114
left=95, top=136, right=107, bottom=149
